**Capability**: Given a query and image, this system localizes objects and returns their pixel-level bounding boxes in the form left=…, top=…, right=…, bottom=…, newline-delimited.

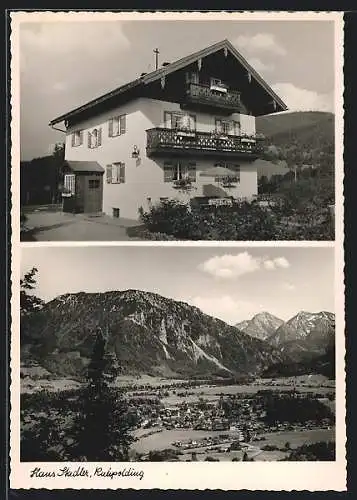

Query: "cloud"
left=200, top=252, right=290, bottom=279
left=271, top=83, right=334, bottom=112
left=282, top=282, right=296, bottom=292
left=248, top=57, right=274, bottom=73
left=190, top=295, right=262, bottom=325
left=20, top=21, right=130, bottom=58
left=263, top=257, right=290, bottom=270
left=234, top=33, right=286, bottom=56
left=200, top=252, right=261, bottom=279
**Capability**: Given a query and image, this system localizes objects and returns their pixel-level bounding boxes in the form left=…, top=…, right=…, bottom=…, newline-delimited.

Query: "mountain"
left=256, top=111, right=334, bottom=179
left=268, top=311, right=335, bottom=362
left=256, top=111, right=334, bottom=142
left=21, top=290, right=284, bottom=379
left=235, top=312, right=284, bottom=341
left=261, top=345, right=335, bottom=379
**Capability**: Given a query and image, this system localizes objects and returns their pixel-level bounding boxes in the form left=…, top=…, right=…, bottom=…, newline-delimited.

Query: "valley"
left=20, top=289, right=336, bottom=462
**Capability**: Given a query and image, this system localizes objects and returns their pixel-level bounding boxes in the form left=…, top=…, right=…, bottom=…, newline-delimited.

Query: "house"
left=49, top=39, right=287, bottom=220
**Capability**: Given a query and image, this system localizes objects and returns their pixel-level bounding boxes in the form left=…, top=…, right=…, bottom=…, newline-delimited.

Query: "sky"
left=20, top=245, right=335, bottom=325
left=19, top=17, right=336, bottom=161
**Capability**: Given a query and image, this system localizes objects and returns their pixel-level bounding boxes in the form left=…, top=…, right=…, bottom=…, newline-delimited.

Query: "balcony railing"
left=185, top=82, right=241, bottom=112
left=146, top=128, right=265, bottom=159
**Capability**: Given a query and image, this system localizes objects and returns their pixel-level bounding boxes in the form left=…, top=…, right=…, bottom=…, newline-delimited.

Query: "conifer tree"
left=70, top=326, right=134, bottom=461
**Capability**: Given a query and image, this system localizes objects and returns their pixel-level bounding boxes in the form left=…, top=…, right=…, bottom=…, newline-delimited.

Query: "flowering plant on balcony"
left=217, top=175, right=238, bottom=188
left=210, top=130, right=229, bottom=140
left=173, top=177, right=193, bottom=190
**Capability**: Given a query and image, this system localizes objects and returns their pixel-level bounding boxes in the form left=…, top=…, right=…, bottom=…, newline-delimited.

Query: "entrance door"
left=84, top=174, right=103, bottom=213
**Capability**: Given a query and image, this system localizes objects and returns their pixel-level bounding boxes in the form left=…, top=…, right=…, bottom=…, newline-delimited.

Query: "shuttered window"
left=214, top=162, right=240, bottom=183
left=164, top=163, right=174, bottom=182
left=71, top=130, right=83, bottom=147
left=215, top=119, right=241, bottom=136
left=108, top=115, right=126, bottom=137
left=164, top=162, right=196, bottom=182
left=106, top=165, right=113, bottom=184
left=164, top=111, right=196, bottom=131
left=88, top=128, right=102, bottom=148
left=107, top=163, right=125, bottom=184
left=188, top=163, right=197, bottom=182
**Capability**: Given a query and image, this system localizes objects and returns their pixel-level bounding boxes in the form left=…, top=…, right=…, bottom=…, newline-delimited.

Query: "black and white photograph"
left=18, top=14, right=337, bottom=242
left=20, top=246, right=337, bottom=463
left=10, top=10, right=345, bottom=492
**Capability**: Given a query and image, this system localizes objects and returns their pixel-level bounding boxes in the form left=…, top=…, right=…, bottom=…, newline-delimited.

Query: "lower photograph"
left=19, top=245, right=336, bottom=464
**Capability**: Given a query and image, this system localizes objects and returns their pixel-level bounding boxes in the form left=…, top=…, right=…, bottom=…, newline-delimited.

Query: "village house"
left=49, top=39, right=287, bottom=220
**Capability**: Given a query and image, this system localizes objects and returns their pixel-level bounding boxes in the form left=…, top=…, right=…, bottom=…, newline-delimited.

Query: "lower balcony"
left=146, top=128, right=265, bottom=159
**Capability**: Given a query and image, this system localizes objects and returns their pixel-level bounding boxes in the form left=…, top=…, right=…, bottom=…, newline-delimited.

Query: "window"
left=88, top=128, right=102, bottom=148
left=214, top=163, right=240, bottom=183
left=106, top=162, right=125, bottom=184
left=71, top=130, right=83, bottom=147
left=215, top=119, right=241, bottom=136
left=88, top=179, right=100, bottom=189
left=185, top=71, right=199, bottom=84
left=108, top=115, right=126, bottom=137
left=64, top=174, right=76, bottom=195
left=210, top=78, right=222, bottom=87
left=164, top=162, right=196, bottom=182
left=164, top=111, right=196, bottom=131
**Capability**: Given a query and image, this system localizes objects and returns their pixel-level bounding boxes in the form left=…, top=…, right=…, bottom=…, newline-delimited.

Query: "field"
left=21, top=373, right=336, bottom=462
left=132, top=427, right=335, bottom=461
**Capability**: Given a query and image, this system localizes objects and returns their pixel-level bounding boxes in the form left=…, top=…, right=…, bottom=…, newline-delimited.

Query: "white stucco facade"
left=65, top=97, right=258, bottom=220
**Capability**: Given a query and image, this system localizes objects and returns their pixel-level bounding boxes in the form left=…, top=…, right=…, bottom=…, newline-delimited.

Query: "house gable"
left=49, top=39, right=287, bottom=128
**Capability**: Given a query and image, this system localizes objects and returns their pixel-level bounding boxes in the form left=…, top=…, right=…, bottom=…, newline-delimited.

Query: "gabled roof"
left=65, top=160, right=104, bottom=173
left=50, top=39, right=287, bottom=126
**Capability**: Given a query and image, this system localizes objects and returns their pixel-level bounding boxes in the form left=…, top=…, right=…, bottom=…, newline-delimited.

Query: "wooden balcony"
left=184, top=83, right=242, bottom=113
left=146, top=128, right=264, bottom=159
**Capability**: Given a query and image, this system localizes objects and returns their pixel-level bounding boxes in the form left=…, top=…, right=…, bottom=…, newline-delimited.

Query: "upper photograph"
left=18, top=16, right=337, bottom=241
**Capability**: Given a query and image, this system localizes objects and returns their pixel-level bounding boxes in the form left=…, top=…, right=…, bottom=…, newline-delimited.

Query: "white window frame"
left=63, top=174, right=76, bottom=195
left=215, top=119, right=241, bottom=136
left=88, top=127, right=102, bottom=149
left=106, top=162, right=125, bottom=184
left=164, top=162, right=196, bottom=182
left=109, top=115, right=126, bottom=137
left=164, top=111, right=196, bottom=131
left=71, top=130, right=83, bottom=147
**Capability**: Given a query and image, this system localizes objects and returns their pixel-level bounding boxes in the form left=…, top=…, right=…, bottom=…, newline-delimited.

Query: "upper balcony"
left=183, top=82, right=242, bottom=114
left=146, top=128, right=265, bottom=160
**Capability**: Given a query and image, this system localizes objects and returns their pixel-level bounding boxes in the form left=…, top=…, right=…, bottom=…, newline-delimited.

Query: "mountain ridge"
left=21, top=289, right=283, bottom=379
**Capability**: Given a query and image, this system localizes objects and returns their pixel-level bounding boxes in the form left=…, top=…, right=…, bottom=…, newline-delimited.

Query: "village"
left=124, top=380, right=335, bottom=460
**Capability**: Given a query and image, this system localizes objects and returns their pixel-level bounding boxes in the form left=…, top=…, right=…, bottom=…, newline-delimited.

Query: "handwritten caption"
left=30, top=466, right=144, bottom=481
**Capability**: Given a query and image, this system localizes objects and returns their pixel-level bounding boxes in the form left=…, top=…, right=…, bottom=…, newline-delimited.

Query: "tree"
left=70, top=327, right=134, bottom=461
left=52, top=142, right=65, bottom=203
left=20, top=267, right=44, bottom=316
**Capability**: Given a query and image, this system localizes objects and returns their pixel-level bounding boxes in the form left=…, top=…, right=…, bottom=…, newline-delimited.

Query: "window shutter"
left=98, top=127, right=102, bottom=146
left=234, top=121, right=241, bottom=136
left=119, top=163, right=125, bottom=183
left=71, top=133, right=75, bottom=147
left=188, top=163, right=196, bottom=182
left=164, top=163, right=173, bottom=182
left=215, top=119, right=222, bottom=133
left=189, top=114, right=196, bottom=130
left=106, top=165, right=113, bottom=184
left=108, top=119, right=113, bottom=137
left=120, top=115, right=126, bottom=135
left=164, top=111, right=171, bottom=129
left=79, top=130, right=84, bottom=145
left=87, top=132, right=92, bottom=148
left=235, top=165, right=241, bottom=182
